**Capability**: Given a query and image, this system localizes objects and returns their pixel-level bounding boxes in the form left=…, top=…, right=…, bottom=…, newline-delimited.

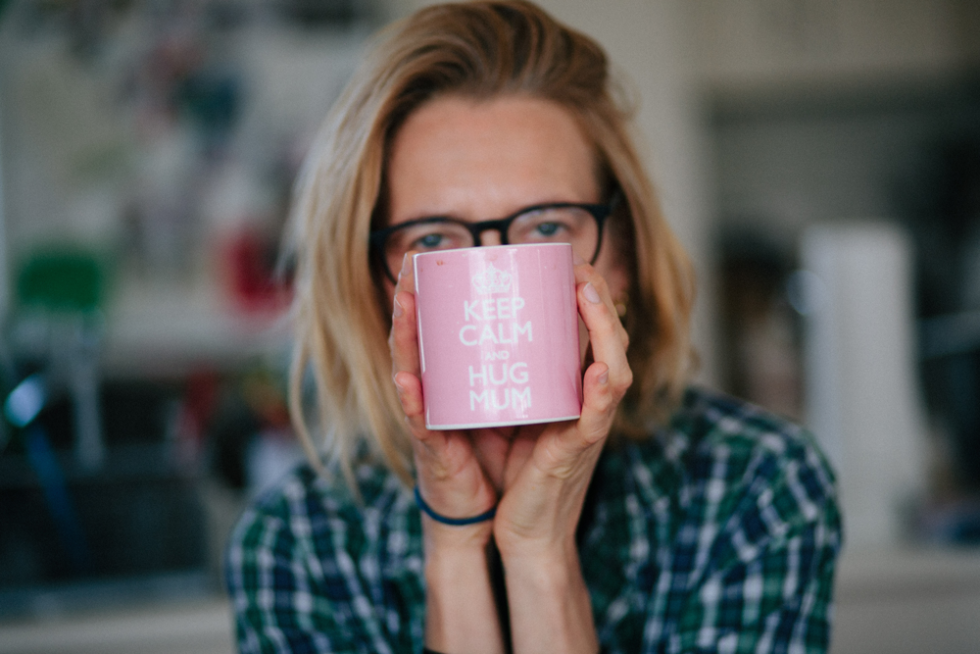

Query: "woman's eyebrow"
left=398, top=198, right=586, bottom=227
left=398, top=213, right=463, bottom=225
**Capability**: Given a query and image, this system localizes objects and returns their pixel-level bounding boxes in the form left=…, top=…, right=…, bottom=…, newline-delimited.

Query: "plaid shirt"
left=226, top=387, right=842, bottom=654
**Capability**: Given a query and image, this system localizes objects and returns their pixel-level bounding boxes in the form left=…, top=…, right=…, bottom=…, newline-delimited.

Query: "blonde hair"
left=288, top=0, right=696, bottom=485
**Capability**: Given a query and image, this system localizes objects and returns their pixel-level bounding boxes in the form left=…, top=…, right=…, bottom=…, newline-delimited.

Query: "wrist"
left=422, top=515, right=494, bottom=555
left=424, top=540, right=491, bottom=582
left=494, top=524, right=578, bottom=566
left=501, top=543, right=598, bottom=654
left=500, top=543, right=580, bottom=591
left=415, top=485, right=497, bottom=526
left=424, top=542, right=505, bottom=654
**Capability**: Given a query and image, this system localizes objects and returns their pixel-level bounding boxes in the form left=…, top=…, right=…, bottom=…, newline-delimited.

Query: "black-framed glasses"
left=370, top=195, right=618, bottom=283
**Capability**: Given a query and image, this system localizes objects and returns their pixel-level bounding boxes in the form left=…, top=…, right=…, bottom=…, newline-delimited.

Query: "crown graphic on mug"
left=471, top=264, right=512, bottom=295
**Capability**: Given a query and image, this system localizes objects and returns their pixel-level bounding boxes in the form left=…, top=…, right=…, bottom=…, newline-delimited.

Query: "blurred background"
left=0, top=1, right=979, bottom=652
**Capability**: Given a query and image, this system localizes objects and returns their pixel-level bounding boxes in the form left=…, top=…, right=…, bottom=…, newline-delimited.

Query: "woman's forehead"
left=385, top=95, right=600, bottom=226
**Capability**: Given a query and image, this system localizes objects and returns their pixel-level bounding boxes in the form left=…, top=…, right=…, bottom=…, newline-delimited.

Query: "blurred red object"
left=222, top=227, right=291, bottom=313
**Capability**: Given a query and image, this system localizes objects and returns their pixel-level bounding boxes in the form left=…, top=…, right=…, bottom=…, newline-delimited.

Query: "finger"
left=572, top=259, right=629, bottom=349
left=386, top=260, right=439, bottom=453
left=568, top=264, right=633, bottom=449
left=576, top=362, right=622, bottom=444
left=399, top=402, right=469, bottom=483
left=391, top=369, right=450, bottom=463
left=535, top=362, right=614, bottom=465
left=393, top=366, right=480, bottom=484
left=388, top=252, right=482, bottom=486
left=395, top=249, right=417, bottom=291
left=393, top=369, right=426, bottom=429
left=392, top=361, right=458, bottom=466
left=577, top=278, right=631, bottom=389
left=389, top=289, right=421, bottom=378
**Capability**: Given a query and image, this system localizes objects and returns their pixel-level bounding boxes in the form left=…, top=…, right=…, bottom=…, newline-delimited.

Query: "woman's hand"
left=390, top=253, right=500, bottom=540
left=389, top=252, right=506, bottom=654
left=492, top=255, right=632, bottom=654
left=493, top=255, right=631, bottom=551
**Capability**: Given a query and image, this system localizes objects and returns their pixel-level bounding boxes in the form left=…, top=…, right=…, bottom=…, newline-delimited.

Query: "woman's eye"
left=534, top=222, right=563, bottom=237
left=415, top=233, right=444, bottom=249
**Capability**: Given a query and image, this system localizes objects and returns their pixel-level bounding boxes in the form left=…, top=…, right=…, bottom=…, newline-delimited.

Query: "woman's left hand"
left=491, top=256, right=633, bottom=653
left=494, top=255, right=631, bottom=553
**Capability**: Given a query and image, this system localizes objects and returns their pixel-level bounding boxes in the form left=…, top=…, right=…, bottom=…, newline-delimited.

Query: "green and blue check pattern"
left=226, top=387, right=842, bottom=653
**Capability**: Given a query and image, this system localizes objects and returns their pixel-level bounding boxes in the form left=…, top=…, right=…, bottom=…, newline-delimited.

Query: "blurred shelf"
left=0, top=593, right=232, bottom=654
left=0, top=570, right=214, bottom=623
left=102, top=276, right=290, bottom=375
left=693, top=0, right=977, bottom=95
left=0, top=443, right=191, bottom=488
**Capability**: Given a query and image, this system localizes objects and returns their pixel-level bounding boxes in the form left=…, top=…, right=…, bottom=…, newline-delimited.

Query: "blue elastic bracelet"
left=413, top=486, right=497, bottom=526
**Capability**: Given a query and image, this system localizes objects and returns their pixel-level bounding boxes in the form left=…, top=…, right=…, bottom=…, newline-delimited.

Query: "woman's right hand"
left=389, top=252, right=507, bottom=654
left=389, top=252, right=500, bottom=544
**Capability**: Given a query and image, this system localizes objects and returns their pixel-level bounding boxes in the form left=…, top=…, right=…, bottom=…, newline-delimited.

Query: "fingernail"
left=598, top=369, right=609, bottom=385
left=399, top=253, right=412, bottom=279
left=573, top=252, right=586, bottom=265
left=393, top=295, right=404, bottom=318
left=393, top=374, right=405, bottom=392
left=584, top=282, right=601, bottom=304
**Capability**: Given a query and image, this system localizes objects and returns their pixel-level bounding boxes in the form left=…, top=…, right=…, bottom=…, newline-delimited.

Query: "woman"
left=225, top=2, right=842, bottom=653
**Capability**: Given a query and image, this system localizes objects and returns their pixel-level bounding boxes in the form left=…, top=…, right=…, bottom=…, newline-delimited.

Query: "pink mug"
left=413, top=243, right=582, bottom=430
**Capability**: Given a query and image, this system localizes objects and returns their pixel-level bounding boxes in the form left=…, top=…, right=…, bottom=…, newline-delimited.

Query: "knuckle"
left=584, top=424, right=609, bottom=446
left=619, top=327, right=630, bottom=350
left=615, top=368, right=634, bottom=393
left=575, top=416, right=610, bottom=448
left=593, top=393, right=614, bottom=414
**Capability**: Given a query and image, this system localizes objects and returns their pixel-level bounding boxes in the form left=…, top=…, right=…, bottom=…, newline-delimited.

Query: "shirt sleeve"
left=224, top=467, right=426, bottom=654
left=679, top=509, right=840, bottom=654
left=653, top=430, right=843, bottom=654
left=225, top=507, right=345, bottom=654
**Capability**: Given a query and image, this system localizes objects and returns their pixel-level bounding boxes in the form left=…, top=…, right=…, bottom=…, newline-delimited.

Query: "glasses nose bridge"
left=470, top=217, right=510, bottom=247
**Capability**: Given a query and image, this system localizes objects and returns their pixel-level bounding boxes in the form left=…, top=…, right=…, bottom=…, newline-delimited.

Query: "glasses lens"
left=384, top=220, right=474, bottom=279
left=508, top=206, right=599, bottom=260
